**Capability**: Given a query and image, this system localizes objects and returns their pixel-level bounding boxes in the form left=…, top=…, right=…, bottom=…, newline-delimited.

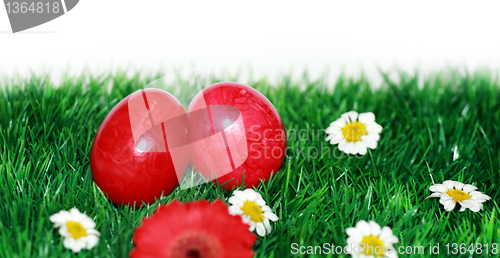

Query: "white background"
left=0, top=0, right=499, bottom=86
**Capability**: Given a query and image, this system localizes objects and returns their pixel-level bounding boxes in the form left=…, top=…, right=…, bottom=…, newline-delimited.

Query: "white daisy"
left=228, top=189, right=278, bottom=237
left=346, top=220, right=399, bottom=258
left=427, top=180, right=491, bottom=212
left=325, top=111, right=383, bottom=155
left=49, top=207, right=100, bottom=253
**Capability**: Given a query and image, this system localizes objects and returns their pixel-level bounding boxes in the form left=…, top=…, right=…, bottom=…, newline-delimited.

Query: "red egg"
left=90, top=89, right=190, bottom=207
left=187, top=82, right=286, bottom=191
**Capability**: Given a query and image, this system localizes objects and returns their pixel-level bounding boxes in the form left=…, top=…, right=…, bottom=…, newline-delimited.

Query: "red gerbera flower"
left=130, top=200, right=256, bottom=258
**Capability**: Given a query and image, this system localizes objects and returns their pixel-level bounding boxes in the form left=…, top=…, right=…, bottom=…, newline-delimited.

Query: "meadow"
left=0, top=69, right=499, bottom=257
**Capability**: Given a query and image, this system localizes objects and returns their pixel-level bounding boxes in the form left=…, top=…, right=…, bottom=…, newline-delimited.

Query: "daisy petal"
left=229, top=206, right=244, bottom=215
left=263, top=219, right=272, bottom=232
left=85, top=235, right=99, bottom=249
left=50, top=211, right=71, bottom=226
left=58, top=226, right=70, bottom=238
left=248, top=221, right=256, bottom=231
left=379, top=226, right=398, bottom=244
left=356, top=220, right=371, bottom=236
left=366, top=124, right=383, bottom=134
left=228, top=196, right=244, bottom=206
left=264, top=212, right=279, bottom=222
left=242, top=189, right=258, bottom=201
left=368, top=221, right=381, bottom=236
left=442, top=180, right=455, bottom=189
left=86, top=228, right=100, bottom=236
left=440, top=198, right=456, bottom=211
left=350, top=142, right=360, bottom=155
left=385, top=246, right=399, bottom=258
left=338, top=140, right=348, bottom=152
left=454, top=181, right=464, bottom=190
left=341, top=111, right=359, bottom=123
left=462, top=200, right=481, bottom=212
left=429, top=184, right=447, bottom=193
left=232, top=190, right=246, bottom=200
left=462, top=184, right=477, bottom=193
left=357, top=145, right=367, bottom=155
left=426, top=192, right=442, bottom=199
left=329, top=119, right=346, bottom=128
left=255, top=223, right=266, bottom=237
left=470, top=192, right=491, bottom=202
left=346, top=228, right=363, bottom=242
left=358, top=112, right=376, bottom=124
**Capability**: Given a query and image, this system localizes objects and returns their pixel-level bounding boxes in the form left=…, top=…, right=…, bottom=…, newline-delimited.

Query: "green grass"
left=0, top=69, right=499, bottom=258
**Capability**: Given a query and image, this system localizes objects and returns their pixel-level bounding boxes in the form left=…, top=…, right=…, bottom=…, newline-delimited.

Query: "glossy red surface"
left=188, top=82, right=286, bottom=191
left=90, top=89, right=189, bottom=207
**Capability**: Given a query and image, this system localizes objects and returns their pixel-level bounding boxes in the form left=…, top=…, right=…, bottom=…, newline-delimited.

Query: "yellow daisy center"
left=241, top=200, right=264, bottom=223
left=341, top=121, right=367, bottom=142
left=446, top=188, right=472, bottom=203
left=360, top=235, right=385, bottom=257
left=66, top=221, right=87, bottom=240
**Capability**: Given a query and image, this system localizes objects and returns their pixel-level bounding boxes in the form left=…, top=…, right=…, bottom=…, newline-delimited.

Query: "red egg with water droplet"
left=187, top=82, right=286, bottom=191
left=90, top=89, right=190, bottom=207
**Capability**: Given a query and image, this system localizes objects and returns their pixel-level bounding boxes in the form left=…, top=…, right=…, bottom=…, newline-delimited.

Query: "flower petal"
left=49, top=211, right=71, bottom=227
left=85, top=235, right=99, bottom=250
left=69, top=208, right=83, bottom=221
left=228, top=196, right=244, bottom=206
left=263, top=219, right=272, bottom=233
left=64, top=237, right=85, bottom=253
left=350, top=142, right=360, bottom=155
left=454, top=181, right=464, bottom=190
left=248, top=221, right=256, bottom=231
left=461, top=200, right=481, bottom=212
left=470, top=191, right=491, bottom=202
left=86, top=228, right=100, bottom=236
left=360, top=135, right=376, bottom=149
left=429, top=184, right=447, bottom=193
left=462, top=184, right=478, bottom=193
left=357, top=144, right=368, bottom=155
left=426, top=192, right=442, bottom=199
left=326, top=125, right=343, bottom=135
left=442, top=180, right=455, bottom=189
left=440, top=198, right=456, bottom=211
left=385, top=245, right=399, bottom=258
left=358, top=112, right=376, bottom=124
left=329, top=119, right=346, bottom=129
left=366, top=124, right=383, bottom=134
left=80, top=217, right=96, bottom=230
left=368, top=221, right=381, bottom=236
left=265, top=211, right=279, bottom=222
left=242, top=189, right=258, bottom=201
left=329, top=134, right=344, bottom=145
left=255, top=223, right=266, bottom=237
left=346, top=227, right=363, bottom=243
left=338, top=140, right=348, bottom=152
left=228, top=206, right=244, bottom=215
left=356, top=220, right=371, bottom=236
left=58, top=226, right=70, bottom=238
left=379, top=226, right=398, bottom=245
left=232, top=190, right=246, bottom=200
left=342, top=111, right=359, bottom=123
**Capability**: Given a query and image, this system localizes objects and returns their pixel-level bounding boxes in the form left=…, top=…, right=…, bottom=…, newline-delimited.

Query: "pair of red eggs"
left=90, top=82, right=286, bottom=207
